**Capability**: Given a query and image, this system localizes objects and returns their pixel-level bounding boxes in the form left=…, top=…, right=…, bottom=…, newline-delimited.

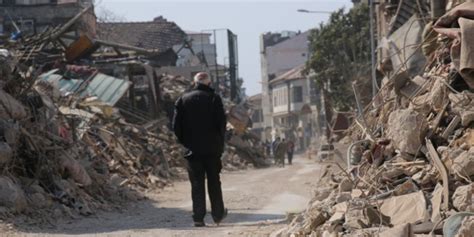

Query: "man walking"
left=287, top=139, right=295, bottom=165
left=275, top=138, right=287, bottom=167
left=173, top=72, right=227, bottom=227
left=272, top=137, right=281, bottom=164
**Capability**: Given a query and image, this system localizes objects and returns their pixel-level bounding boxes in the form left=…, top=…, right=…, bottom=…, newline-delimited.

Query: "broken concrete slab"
left=453, top=184, right=474, bottom=212
left=379, top=191, right=429, bottom=226
left=302, top=211, right=329, bottom=234
left=452, top=148, right=474, bottom=181
left=345, top=202, right=390, bottom=229
left=339, top=178, right=353, bottom=193
left=387, top=108, right=428, bottom=155
left=449, top=92, right=474, bottom=127
left=393, top=179, right=419, bottom=196
left=329, top=202, right=348, bottom=223
left=400, top=76, right=429, bottom=99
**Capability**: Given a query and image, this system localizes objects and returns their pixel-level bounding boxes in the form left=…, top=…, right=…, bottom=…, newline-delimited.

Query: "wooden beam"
left=425, top=138, right=449, bottom=211
left=442, top=116, right=461, bottom=139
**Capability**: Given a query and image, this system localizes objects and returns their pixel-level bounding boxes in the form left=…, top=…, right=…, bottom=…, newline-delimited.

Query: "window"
left=17, top=19, right=35, bottom=35
left=273, top=87, right=289, bottom=108
left=292, top=86, right=303, bottom=103
left=252, top=109, right=263, bottom=123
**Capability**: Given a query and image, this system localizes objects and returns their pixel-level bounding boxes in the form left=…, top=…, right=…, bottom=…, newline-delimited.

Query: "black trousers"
left=287, top=152, right=294, bottom=164
left=186, top=153, right=225, bottom=222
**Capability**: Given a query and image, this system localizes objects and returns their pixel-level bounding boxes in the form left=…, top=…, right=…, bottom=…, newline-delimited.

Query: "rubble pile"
left=274, top=3, right=474, bottom=237
left=0, top=38, right=267, bottom=225
left=160, top=73, right=269, bottom=170
left=0, top=56, right=194, bottom=223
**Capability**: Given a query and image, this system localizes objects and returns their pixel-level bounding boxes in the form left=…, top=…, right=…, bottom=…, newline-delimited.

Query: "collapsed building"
left=275, top=1, right=474, bottom=237
left=0, top=3, right=267, bottom=224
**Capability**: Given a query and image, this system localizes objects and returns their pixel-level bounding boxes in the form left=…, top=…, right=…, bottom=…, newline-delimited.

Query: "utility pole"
left=213, top=29, right=220, bottom=93
left=369, top=0, right=377, bottom=98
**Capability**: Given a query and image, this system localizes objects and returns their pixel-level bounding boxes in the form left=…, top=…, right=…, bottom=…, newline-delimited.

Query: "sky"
left=97, top=0, right=352, bottom=96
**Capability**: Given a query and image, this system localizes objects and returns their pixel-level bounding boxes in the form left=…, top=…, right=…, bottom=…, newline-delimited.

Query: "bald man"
left=173, top=72, right=227, bottom=227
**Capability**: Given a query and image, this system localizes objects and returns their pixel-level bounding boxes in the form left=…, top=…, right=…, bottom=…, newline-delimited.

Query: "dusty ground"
left=4, top=155, right=322, bottom=237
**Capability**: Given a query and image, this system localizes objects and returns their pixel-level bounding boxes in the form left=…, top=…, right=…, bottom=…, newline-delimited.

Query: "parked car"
left=318, top=143, right=335, bottom=161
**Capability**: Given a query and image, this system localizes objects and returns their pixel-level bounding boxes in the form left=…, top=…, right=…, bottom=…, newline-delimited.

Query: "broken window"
left=17, top=19, right=35, bottom=35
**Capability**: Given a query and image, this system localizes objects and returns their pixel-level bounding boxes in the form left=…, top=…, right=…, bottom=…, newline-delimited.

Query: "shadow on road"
left=15, top=198, right=285, bottom=235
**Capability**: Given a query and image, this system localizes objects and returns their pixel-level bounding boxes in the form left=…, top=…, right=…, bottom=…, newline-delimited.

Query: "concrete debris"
left=379, top=224, right=413, bottom=237
left=453, top=184, right=474, bottom=212
left=455, top=216, right=474, bottom=237
left=344, top=202, right=390, bottom=229
left=432, top=184, right=444, bottom=223
left=452, top=148, right=474, bottom=181
left=275, top=2, right=474, bottom=236
left=0, top=15, right=268, bottom=223
left=379, top=191, right=429, bottom=226
left=387, top=108, right=428, bottom=155
left=0, top=177, right=27, bottom=213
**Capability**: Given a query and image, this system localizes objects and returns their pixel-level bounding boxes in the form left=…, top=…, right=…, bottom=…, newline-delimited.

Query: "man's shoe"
left=194, top=221, right=205, bottom=227
left=214, top=208, right=228, bottom=225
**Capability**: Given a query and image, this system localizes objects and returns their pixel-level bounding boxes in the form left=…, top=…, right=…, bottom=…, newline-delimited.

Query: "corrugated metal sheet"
left=39, top=70, right=131, bottom=106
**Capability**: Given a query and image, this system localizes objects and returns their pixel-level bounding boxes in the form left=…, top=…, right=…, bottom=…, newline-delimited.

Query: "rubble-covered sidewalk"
left=274, top=2, right=474, bottom=237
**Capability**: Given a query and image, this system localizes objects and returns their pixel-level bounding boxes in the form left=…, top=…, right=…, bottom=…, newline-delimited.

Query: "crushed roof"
left=97, top=17, right=187, bottom=52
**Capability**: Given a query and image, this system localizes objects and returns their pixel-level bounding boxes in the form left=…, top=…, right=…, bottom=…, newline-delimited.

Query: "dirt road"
left=12, top=155, right=322, bottom=237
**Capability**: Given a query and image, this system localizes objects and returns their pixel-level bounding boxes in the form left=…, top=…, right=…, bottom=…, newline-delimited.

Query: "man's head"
left=276, top=137, right=281, bottom=141
left=194, top=72, right=211, bottom=86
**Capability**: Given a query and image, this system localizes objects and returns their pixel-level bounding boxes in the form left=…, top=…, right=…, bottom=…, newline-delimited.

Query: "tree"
left=306, top=4, right=371, bottom=111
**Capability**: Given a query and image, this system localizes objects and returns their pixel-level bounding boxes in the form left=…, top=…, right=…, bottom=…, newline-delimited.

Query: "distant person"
left=173, top=72, right=228, bottom=227
left=272, top=137, right=281, bottom=163
left=287, top=139, right=295, bottom=165
left=275, top=138, right=287, bottom=167
left=265, top=139, right=271, bottom=158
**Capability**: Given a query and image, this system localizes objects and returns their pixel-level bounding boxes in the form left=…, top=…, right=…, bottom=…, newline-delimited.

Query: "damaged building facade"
left=0, top=2, right=268, bottom=221
left=0, top=0, right=96, bottom=39
left=259, top=30, right=319, bottom=144
left=270, top=64, right=315, bottom=150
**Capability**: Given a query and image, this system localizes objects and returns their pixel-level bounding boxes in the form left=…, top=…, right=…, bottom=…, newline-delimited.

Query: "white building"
left=269, top=64, right=316, bottom=150
left=260, top=31, right=310, bottom=141
left=247, top=93, right=264, bottom=140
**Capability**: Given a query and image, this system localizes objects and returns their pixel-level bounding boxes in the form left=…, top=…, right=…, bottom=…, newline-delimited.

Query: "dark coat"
left=173, top=84, right=227, bottom=156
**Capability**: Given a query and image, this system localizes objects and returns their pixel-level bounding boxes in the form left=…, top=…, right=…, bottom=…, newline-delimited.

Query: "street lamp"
left=297, top=9, right=332, bottom=14
left=297, top=8, right=332, bottom=141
